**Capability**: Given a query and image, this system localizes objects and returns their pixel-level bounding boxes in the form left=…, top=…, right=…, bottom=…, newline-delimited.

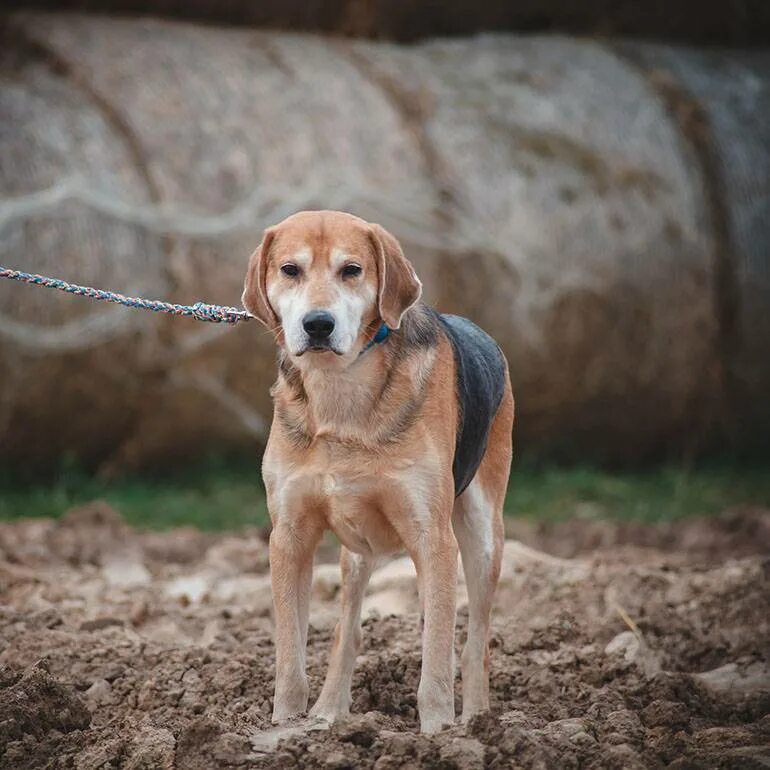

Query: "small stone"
left=373, top=757, right=400, bottom=770
left=84, top=678, right=113, bottom=707
left=130, top=599, right=149, bottom=626
left=80, top=617, right=124, bottom=632
left=604, top=631, right=640, bottom=662
left=498, top=710, right=535, bottom=729
left=165, top=575, right=209, bottom=605
left=102, top=663, right=126, bottom=683
left=212, top=732, right=252, bottom=764
left=334, top=713, right=379, bottom=748
left=438, top=737, right=486, bottom=769
left=641, top=699, right=690, bottom=729
left=102, top=556, right=151, bottom=587
left=540, top=717, right=596, bottom=747
left=604, top=743, right=646, bottom=770
left=380, top=730, right=416, bottom=757
left=323, top=750, right=354, bottom=769
left=603, top=709, right=643, bottom=744
left=125, top=726, right=175, bottom=770
left=694, top=661, right=770, bottom=694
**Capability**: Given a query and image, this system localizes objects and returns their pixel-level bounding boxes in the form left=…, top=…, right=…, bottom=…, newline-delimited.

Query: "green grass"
left=0, top=460, right=270, bottom=531
left=0, top=460, right=768, bottom=531
left=506, top=464, right=770, bottom=523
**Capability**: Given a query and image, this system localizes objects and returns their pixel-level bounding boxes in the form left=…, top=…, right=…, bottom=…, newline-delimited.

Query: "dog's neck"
left=272, top=306, right=441, bottom=449
left=275, top=346, right=392, bottom=447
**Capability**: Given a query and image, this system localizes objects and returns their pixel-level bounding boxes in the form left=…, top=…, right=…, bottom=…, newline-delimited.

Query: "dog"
left=242, top=210, right=513, bottom=733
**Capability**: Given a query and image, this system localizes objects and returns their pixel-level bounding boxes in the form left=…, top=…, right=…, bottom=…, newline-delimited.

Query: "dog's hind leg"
left=452, top=479, right=503, bottom=721
left=452, top=385, right=512, bottom=721
left=310, top=547, right=376, bottom=723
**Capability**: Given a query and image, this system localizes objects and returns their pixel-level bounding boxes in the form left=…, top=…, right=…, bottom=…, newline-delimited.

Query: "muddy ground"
left=0, top=503, right=768, bottom=769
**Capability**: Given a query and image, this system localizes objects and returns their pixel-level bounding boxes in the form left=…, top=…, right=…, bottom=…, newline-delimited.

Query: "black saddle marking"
left=438, top=313, right=506, bottom=497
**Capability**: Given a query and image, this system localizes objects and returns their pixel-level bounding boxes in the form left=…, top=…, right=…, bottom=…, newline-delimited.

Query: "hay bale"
left=1, top=14, right=768, bottom=470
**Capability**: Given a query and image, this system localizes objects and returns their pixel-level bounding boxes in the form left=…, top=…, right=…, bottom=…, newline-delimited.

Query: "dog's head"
left=242, top=211, right=421, bottom=364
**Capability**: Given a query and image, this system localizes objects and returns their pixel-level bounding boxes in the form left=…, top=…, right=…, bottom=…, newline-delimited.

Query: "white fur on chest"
left=301, top=366, right=379, bottom=434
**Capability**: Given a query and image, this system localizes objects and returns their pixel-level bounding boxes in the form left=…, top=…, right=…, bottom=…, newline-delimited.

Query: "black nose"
left=302, top=310, right=335, bottom=339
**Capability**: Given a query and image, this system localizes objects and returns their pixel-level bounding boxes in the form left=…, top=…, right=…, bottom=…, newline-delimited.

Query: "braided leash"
left=0, top=266, right=253, bottom=324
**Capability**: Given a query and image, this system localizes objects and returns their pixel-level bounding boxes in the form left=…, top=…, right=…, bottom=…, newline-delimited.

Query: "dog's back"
left=437, top=312, right=507, bottom=497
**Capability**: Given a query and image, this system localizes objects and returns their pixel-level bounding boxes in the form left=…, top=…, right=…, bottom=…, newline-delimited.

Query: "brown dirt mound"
left=0, top=505, right=768, bottom=768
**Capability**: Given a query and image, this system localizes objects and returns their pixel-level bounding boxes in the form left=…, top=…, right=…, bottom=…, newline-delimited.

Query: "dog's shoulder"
left=394, top=303, right=442, bottom=355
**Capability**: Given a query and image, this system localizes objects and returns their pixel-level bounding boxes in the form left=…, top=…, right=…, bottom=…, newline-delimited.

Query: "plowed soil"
left=1, top=503, right=768, bottom=769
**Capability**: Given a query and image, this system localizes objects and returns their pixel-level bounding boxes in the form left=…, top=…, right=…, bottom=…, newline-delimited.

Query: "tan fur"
left=244, top=211, right=513, bottom=733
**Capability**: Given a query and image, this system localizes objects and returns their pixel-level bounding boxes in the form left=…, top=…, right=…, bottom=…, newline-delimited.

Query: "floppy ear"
left=242, top=228, right=278, bottom=328
left=369, top=223, right=422, bottom=329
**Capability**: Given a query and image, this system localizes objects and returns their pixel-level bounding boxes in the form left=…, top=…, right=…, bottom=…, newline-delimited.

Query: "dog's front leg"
left=310, top=547, right=376, bottom=723
left=269, top=520, right=323, bottom=722
left=414, top=523, right=458, bottom=733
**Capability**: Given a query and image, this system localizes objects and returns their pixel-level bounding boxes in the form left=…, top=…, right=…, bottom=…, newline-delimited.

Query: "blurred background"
left=1, top=3, right=768, bottom=529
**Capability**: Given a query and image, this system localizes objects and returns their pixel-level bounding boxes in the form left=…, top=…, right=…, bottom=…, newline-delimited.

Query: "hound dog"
left=242, top=210, right=513, bottom=734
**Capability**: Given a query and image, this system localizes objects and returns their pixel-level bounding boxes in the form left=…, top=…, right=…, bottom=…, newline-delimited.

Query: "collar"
left=359, top=323, right=390, bottom=357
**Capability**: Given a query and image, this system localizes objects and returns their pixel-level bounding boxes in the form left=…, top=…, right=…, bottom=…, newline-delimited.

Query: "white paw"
left=308, top=702, right=349, bottom=725
left=419, top=713, right=455, bottom=734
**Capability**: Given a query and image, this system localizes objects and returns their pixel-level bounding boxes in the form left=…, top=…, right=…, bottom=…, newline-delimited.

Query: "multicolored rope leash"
left=0, top=266, right=253, bottom=324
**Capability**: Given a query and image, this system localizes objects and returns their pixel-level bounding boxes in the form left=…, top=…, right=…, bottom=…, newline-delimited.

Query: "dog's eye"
left=280, top=263, right=300, bottom=277
left=341, top=264, right=362, bottom=278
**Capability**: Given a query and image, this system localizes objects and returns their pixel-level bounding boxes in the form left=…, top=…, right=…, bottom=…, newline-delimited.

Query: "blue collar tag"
left=360, top=323, right=390, bottom=356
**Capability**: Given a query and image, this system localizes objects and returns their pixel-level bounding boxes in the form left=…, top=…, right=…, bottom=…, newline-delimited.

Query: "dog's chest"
left=265, top=451, right=439, bottom=556
left=323, top=472, right=404, bottom=555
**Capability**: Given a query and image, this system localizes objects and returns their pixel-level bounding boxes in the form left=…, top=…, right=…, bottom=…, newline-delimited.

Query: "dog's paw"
left=271, top=711, right=303, bottom=724
left=419, top=716, right=455, bottom=734
left=308, top=703, right=349, bottom=725
left=418, top=681, right=455, bottom=733
left=272, top=677, right=310, bottom=723
left=271, top=702, right=308, bottom=724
